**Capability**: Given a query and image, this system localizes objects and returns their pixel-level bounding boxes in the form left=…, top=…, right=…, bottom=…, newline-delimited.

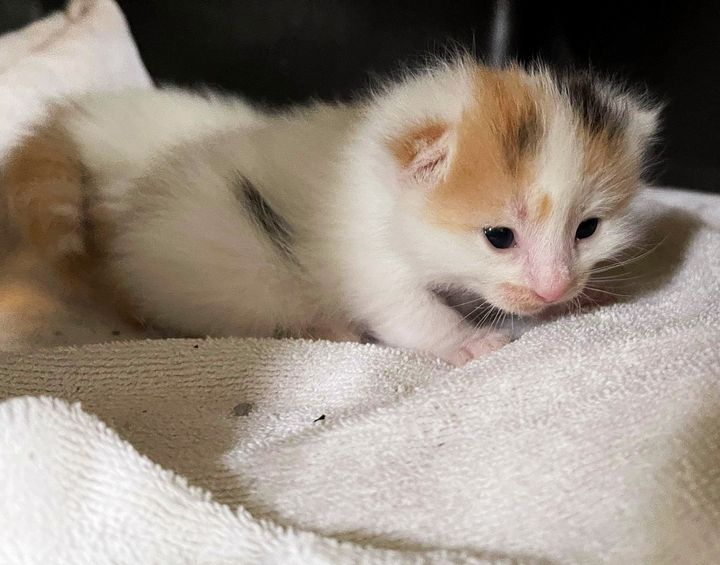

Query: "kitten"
left=1, top=59, right=658, bottom=365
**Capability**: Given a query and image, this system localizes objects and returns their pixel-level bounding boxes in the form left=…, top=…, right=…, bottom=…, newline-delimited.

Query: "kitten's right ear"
left=387, top=121, right=453, bottom=189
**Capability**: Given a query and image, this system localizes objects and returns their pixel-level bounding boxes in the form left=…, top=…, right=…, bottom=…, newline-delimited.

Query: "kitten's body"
left=1, top=60, right=658, bottom=364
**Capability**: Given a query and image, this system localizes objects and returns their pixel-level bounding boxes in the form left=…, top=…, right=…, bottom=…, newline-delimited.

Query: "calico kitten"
left=1, top=60, right=658, bottom=365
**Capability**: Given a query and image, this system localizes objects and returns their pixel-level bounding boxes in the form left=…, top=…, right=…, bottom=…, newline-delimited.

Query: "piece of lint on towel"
left=232, top=402, right=254, bottom=416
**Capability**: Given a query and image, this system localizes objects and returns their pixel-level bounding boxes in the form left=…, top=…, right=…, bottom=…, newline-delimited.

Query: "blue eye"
left=483, top=227, right=515, bottom=249
left=576, top=218, right=599, bottom=240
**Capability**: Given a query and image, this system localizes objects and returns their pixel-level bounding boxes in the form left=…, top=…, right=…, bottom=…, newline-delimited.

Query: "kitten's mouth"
left=498, top=280, right=590, bottom=317
left=432, top=283, right=579, bottom=320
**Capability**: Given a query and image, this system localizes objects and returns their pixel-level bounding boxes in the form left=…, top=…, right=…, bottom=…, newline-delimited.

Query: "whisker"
left=587, top=274, right=646, bottom=283
left=583, top=286, right=631, bottom=298
left=589, top=236, right=668, bottom=275
left=472, top=304, right=498, bottom=329
left=450, top=296, right=487, bottom=309
left=577, top=291, right=597, bottom=311
left=489, top=308, right=504, bottom=332
left=573, top=294, right=583, bottom=314
left=461, top=302, right=492, bottom=325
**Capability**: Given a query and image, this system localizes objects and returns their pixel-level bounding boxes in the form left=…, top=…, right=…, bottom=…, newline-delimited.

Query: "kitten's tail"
left=1, top=111, right=86, bottom=261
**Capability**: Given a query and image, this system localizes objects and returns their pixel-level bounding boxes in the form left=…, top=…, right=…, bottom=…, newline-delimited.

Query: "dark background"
left=3, top=1, right=719, bottom=193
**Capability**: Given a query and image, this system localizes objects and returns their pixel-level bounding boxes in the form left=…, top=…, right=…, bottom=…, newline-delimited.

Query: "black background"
left=3, top=1, right=719, bottom=193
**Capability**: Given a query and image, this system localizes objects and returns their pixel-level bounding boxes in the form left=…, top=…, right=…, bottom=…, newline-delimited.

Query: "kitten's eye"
left=576, top=218, right=599, bottom=240
left=483, top=227, right=515, bottom=249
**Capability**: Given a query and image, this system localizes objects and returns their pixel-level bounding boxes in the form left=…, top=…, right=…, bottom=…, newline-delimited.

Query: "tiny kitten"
left=1, top=59, right=658, bottom=365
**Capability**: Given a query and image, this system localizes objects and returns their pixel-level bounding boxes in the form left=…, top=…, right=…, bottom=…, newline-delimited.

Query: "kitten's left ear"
left=388, top=121, right=454, bottom=189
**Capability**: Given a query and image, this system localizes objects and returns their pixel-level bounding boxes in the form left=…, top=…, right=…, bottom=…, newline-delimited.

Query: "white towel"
left=0, top=188, right=718, bottom=564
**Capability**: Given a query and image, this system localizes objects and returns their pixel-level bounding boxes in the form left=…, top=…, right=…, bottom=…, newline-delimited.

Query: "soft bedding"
left=0, top=2, right=719, bottom=564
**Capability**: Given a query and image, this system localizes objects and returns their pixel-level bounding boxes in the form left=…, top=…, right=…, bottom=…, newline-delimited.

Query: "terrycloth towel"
left=0, top=188, right=719, bottom=564
left=0, top=2, right=719, bottom=563
left=0, top=396, right=493, bottom=565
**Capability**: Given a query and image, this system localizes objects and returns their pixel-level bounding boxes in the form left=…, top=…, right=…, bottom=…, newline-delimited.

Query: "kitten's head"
left=384, top=63, right=659, bottom=315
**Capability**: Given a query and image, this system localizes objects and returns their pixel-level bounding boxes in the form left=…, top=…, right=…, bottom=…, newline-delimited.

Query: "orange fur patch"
left=1, top=108, right=144, bottom=328
left=2, top=109, right=86, bottom=257
left=389, top=121, right=447, bottom=168
left=425, top=66, right=544, bottom=230
left=0, top=281, right=57, bottom=316
left=536, top=193, right=552, bottom=222
left=500, top=282, right=545, bottom=313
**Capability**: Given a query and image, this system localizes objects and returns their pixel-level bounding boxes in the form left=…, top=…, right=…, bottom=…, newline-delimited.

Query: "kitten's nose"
left=533, top=281, right=569, bottom=303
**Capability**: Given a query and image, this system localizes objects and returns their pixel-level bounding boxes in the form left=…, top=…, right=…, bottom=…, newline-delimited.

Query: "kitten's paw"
left=443, top=330, right=511, bottom=367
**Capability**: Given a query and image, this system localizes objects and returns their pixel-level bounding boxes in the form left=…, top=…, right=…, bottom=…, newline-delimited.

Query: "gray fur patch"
left=552, top=70, right=628, bottom=139
left=232, top=174, right=294, bottom=258
left=504, top=104, right=543, bottom=174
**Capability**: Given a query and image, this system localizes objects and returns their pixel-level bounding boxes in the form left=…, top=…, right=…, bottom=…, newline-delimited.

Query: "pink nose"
left=533, top=282, right=569, bottom=303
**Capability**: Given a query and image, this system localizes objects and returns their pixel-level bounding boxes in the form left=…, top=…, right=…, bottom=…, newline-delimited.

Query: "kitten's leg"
left=2, top=121, right=86, bottom=259
left=368, top=288, right=510, bottom=366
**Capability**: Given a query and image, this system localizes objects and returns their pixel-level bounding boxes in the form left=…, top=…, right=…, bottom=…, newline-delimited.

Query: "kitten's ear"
left=627, top=99, right=662, bottom=149
left=388, top=121, right=453, bottom=189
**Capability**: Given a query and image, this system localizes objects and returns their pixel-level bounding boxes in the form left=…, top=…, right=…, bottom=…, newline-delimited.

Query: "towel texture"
left=0, top=396, right=498, bottom=564
left=0, top=188, right=719, bottom=564
left=0, top=2, right=718, bottom=562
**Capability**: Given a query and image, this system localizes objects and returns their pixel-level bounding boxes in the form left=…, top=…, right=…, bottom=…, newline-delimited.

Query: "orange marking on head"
left=424, top=65, right=545, bottom=231
left=536, top=193, right=552, bottom=222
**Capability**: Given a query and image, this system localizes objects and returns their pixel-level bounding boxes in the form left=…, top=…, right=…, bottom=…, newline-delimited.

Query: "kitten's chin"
left=489, top=278, right=593, bottom=317
left=485, top=290, right=582, bottom=318
left=432, top=282, right=575, bottom=319
left=491, top=301, right=546, bottom=317
left=433, top=283, right=536, bottom=320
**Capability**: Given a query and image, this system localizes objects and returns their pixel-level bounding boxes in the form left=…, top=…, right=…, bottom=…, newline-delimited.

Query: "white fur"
left=62, top=88, right=263, bottom=208
left=49, top=63, right=656, bottom=365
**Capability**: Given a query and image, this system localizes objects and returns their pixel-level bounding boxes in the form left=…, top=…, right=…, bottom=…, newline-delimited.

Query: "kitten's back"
left=1, top=87, right=262, bottom=259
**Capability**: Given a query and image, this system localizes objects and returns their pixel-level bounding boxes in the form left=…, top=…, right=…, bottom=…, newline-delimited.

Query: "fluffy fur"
left=1, top=60, right=659, bottom=365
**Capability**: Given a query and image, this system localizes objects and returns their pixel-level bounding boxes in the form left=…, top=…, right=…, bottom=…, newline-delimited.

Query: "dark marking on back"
left=232, top=174, right=294, bottom=258
left=553, top=70, right=628, bottom=139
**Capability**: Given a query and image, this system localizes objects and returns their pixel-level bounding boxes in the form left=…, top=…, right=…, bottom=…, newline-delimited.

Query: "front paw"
left=442, top=330, right=511, bottom=367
